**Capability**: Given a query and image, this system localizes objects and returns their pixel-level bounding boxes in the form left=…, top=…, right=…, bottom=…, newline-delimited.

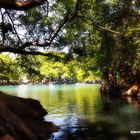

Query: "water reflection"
left=1, top=84, right=140, bottom=140
left=124, top=96, right=140, bottom=108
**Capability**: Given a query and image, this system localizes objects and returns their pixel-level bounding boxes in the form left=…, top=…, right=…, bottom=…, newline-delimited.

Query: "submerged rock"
left=0, top=91, right=59, bottom=140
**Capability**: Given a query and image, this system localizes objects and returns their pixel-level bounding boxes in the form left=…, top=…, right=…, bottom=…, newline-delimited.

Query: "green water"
left=1, top=84, right=140, bottom=140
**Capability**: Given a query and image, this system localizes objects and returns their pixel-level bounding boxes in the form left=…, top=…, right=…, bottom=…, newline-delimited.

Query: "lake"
left=1, top=84, right=140, bottom=140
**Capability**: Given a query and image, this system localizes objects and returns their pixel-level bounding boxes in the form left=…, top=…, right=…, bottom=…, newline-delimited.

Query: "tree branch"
left=0, top=45, right=64, bottom=60
left=18, top=0, right=81, bottom=50
left=97, top=26, right=120, bottom=34
left=6, top=10, right=22, bottom=44
left=0, top=0, right=82, bottom=57
left=20, top=41, right=51, bottom=50
left=0, top=0, right=46, bottom=10
left=77, top=15, right=120, bottom=34
left=49, top=0, right=81, bottom=44
left=0, top=9, right=5, bottom=43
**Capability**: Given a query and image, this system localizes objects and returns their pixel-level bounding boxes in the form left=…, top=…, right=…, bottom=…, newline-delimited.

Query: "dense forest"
left=0, top=0, right=140, bottom=96
left=0, top=54, right=100, bottom=84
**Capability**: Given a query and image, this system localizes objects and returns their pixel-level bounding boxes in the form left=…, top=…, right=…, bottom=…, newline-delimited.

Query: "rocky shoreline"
left=0, top=91, right=59, bottom=140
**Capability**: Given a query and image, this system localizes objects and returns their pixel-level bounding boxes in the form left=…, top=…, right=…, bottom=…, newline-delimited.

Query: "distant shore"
left=0, top=80, right=101, bottom=86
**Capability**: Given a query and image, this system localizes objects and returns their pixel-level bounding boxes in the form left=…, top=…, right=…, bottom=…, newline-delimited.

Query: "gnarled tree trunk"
left=101, top=70, right=120, bottom=95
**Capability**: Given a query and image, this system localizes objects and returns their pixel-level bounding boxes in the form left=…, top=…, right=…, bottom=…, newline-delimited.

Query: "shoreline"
left=0, top=91, right=59, bottom=139
left=0, top=81, right=101, bottom=86
left=0, top=83, right=101, bottom=87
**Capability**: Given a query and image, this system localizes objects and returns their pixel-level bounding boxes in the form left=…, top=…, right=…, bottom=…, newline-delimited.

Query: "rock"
left=0, top=91, right=59, bottom=140
left=122, top=84, right=139, bottom=97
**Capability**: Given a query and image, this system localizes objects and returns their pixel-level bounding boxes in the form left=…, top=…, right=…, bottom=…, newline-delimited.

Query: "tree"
left=0, top=0, right=82, bottom=57
left=55, top=0, right=140, bottom=95
left=0, top=54, right=20, bottom=83
left=94, top=0, right=140, bottom=95
left=0, top=2, right=61, bottom=139
left=39, top=58, right=99, bottom=83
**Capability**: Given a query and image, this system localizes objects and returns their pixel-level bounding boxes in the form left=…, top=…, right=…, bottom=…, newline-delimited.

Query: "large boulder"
left=0, top=91, right=59, bottom=140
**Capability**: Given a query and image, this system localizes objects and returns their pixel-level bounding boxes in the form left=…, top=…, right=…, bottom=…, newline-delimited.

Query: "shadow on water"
left=50, top=95, right=140, bottom=140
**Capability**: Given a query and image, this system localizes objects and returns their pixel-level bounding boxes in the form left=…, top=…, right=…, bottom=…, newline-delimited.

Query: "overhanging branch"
left=0, top=0, right=82, bottom=57
left=20, top=41, right=51, bottom=50
left=98, top=26, right=120, bottom=34
left=49, top=0, right=81, bottom=44
left=0, top=0, right=47, bottom=10
left=77, top=15, right=120, bottom=35
left=0, top=45, right=65, bottom=60
left=15, top=0, right=82, bottom=51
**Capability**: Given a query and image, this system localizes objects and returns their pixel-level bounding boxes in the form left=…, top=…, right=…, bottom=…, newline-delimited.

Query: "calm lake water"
left=1, top=84, right=140, bottom=140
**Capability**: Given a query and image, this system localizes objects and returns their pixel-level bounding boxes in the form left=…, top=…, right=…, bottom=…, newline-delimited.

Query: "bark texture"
left=0, top=0, right=45, bottom=10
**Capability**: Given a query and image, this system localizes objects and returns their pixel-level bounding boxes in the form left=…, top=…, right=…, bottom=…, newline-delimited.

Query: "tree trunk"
left=101, top=70, right=120, bottom=95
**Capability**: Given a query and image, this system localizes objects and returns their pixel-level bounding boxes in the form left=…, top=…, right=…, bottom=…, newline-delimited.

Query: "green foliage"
left=1, top=0, right=140, bottom=84
left=39, top=58, right=99, bottom=82
left=15, top=55, right=43, bottom=81
left=0, top=54, right=20, bottom=82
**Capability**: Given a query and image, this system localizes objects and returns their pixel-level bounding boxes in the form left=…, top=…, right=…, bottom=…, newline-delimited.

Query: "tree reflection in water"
left=50, top=95, right=140, bottom=140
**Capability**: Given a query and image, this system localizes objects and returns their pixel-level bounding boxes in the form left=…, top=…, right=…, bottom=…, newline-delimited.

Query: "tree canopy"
left=0, top=0, right=139, bottom=57
left=0, top=0, right=82, bottom=57
left=0, top=0, right=140, bottom=87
